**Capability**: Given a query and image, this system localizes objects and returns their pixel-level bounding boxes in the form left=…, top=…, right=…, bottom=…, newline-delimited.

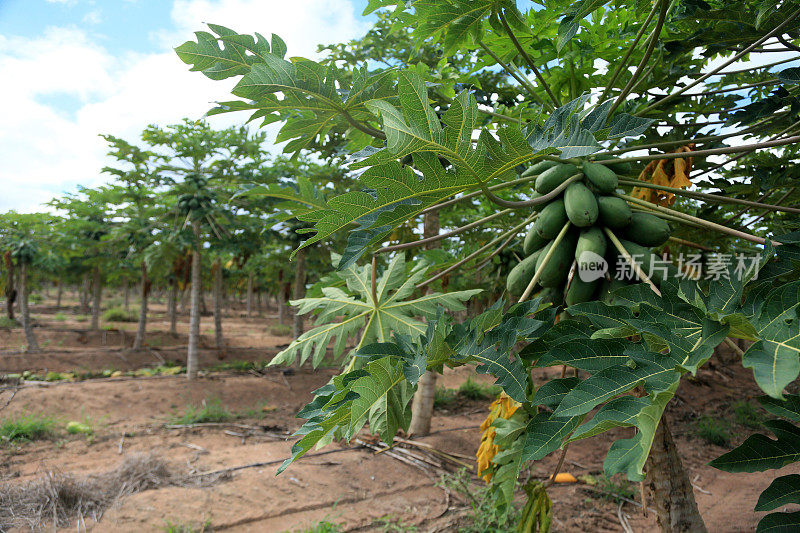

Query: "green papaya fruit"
left=522, top=160, right=558, bottom=177
left=507, top=249, right=543, bottom=297
left=535, top=164, right=579, bottom=194
left=564, top=182, right=599, bottom=227
left=565, top=276, right=600, bottom=306
left=593, top=154, right=632, bottom=175
left=535, top=232, right=577, bottom=288
left=575, top=227, right=607, bottom=266
left=622, top=212, right=671, bottom=247
left=534, top=198, right=567, bottom=239
left=524, top=224, right=549, bottom=256
left=539, top=285, right=564, bottom=307
left=582, top=162, right=619, bottom=194
left=597, top=196, right=632, bottom=228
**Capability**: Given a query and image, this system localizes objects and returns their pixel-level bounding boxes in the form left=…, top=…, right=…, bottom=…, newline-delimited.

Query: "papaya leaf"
left=709, top=419, right=800, bottom=473
left=755, top=474, right=800, bottom=511
left=270, top=254, right=479, bottom=367
left=521, top=412, right=584, bottom=461
left=759, top=394, right=800, bottom=422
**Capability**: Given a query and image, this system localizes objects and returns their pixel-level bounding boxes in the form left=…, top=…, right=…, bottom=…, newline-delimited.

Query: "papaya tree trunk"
left=277, top=270, right=286, bottom=325
left=213, top=259, right=224, bottom=350
left=132, top=261, right=148, bottom=351
left=292, top=249, right=307, bottom=339
left=246, top=271, right=254, bottom=318
left=123, top=279, right=130, bottom=310
left=409, top=210, right=440, bottom=436
left=4, top=252, right=16, bottom=321
left=90, top=266, right=102, bottom=330
left=168, top=282, right=178, bottom=336
left=646, top=418, right=708, bottom=532
left=187, top=220, right=202, bottom=380
left=19, top=261, right=39, bottom=353
left=80, top=271, right=90, bottom=314
left=55, top=280, right=62, bottom=310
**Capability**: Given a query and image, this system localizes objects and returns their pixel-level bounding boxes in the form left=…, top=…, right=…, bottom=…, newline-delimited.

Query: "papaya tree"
left=178, top=2, right=800, bottom=531
left=144, top=119, right=267, bottom=379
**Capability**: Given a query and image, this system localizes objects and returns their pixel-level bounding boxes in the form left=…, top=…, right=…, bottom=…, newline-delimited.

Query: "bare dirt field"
left=1, top=294, right=797, bottom=532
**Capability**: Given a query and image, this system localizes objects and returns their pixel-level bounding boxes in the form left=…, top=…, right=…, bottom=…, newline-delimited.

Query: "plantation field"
left=1, top=295, right=793, bottom=532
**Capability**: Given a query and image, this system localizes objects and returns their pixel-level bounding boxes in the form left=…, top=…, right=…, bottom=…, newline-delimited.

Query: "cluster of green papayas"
left=507, top=157, right=674, bottom=306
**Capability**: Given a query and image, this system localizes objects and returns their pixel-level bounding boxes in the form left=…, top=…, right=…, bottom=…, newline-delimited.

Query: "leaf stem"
left=371, top=255, right=378, bottom=305
left=499, top=11, right=561, bottom=108
left=481, top=174, right=583, bottom=209
left=609, top=0, right=668, bottom=115
left=618, top=178, right=800, bottom=214
left=599, top=0, right=661, bottom=103
left=518, top=221, right=572, bottom=303
left=341, top=110, right=386, bottom=140
left=604, top=227, right=661, bottom=295
left=377, top=209, right=514, bottom=253
left=638, top=7, right=800, bottom=115
left=598, top=135, right=800, bottom=164
left=477, top=40, right=551, bottom=110
left=416, top=215, right=535, bottom=289
left=617, top=193, right=771, bottom=245
left=667, top=236, right=715, bottom=252
left=744, top=187, right=797, bottom=227
left=419, top=174, right=539, bottom=215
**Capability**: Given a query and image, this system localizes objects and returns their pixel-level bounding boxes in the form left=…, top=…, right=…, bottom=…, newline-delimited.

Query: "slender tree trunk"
left=277, top=270, right=286, bottom=325
left=55, top=280, right=62, bottom=310
left=90, top=266, right=102, bottom=330
left=213, top=259, right=224, bottom=350
left=409, top=210, right=440, bottom=436
left=187, top=221, right=202, bottom=380
left=646, top=418, right=708, bottom=532
left=4, top=252, right=16, bottom=321
left=257, top=290, right=262, bottom=315
left=123, top=279, right=130, bottom=310
left=246, top=271, right=254, bottom=318
left=132, top=262, right=148, bottom=351
left=80, top=271, right=90, bottom=314
left=179, top=287, right=188, bottom=313
left=19, top=262, right=39, bottom=352
left=292, top=249, right=307, bottom=339
left=168, top=283, right=178, bottom=336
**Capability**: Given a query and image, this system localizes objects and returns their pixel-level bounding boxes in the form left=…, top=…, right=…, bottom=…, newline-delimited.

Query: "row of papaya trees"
left=172, top=0, right=800, bottom=531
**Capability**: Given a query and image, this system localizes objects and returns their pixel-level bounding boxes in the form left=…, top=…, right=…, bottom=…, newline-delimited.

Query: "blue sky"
left=0, top=0, right=375, bottom=212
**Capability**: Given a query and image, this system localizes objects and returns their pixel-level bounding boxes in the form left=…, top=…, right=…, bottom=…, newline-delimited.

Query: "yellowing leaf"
left=550, top=472, right=577, bottom=483
left=476, top=392, right=521, bottom=482
left=631, top=144, right=695, bottom=206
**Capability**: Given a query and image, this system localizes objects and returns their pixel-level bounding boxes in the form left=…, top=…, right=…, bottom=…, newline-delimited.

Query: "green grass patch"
left=75, top=315, right=89, bottom=323
left=163, top=519, right=212, bottom=532
left=168, top=398, right=236, bottom=425
left=270, top=323, right=292, bottom=336
left=695, top=416, right=731, bottom=446
left=434, top=387, right=458, bottom=407
left=0, top=317, right=19, bottom=328
left=436, top=469, right=519, bottom=532
left=457, top=377, right=501, bottom=400
left=54, top=312, right=68, bottom=321
left=102, top=307, right=136, bottom=322
left=0, top=414, right=58, bottom=443
left=732, top=400, right=765, bottom=429
left=295, top=521, right=343, bottom=533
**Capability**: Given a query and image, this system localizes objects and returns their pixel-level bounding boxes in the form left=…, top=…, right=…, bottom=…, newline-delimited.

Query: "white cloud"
left=0, top=1, right=369, bottom=213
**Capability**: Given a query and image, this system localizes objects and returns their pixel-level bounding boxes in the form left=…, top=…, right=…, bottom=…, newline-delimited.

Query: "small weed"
left=75, top=315, right=89, bottom=323
left=375, top=515, right=418, bottom=532
left=209, top=360, right=258, bottom=372
left=437, top=469, right=519, bottom=532
left=295, top=521, right=343, bottom=533
left=270, top=323, right=292, bottom=336
left=732, top=400, right=765, bottom=429
left=102, top=307, right=136, bottom=322
left=54, top=312, right=67, bottom=321
left=695, top=416, right=731, bottom=446
left=0, top=414, right=58, bottom=443
left=457, top=377, right=500, bottom=400
left=434, top=387, right=458, bottom=407
left=169, top=398, right=235, bottom=425
left=29, top=293, right=43, bottom=304
left=594, top=474, right=636, bottom=503
left=0, top=317, right=18, bottom=328
left=163, top=518, right=212, bottom=532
